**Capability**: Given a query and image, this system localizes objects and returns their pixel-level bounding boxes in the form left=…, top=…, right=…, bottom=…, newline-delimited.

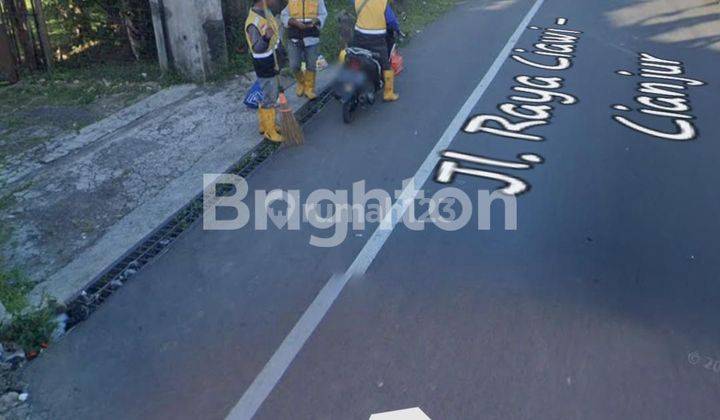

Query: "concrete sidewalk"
left=0, top=68, right=336, bottom=321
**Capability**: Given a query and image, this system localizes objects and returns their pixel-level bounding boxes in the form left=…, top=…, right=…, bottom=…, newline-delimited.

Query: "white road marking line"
left=370, top=407, right=432, bottom=420
left=225, top=1, right=546, bottom=418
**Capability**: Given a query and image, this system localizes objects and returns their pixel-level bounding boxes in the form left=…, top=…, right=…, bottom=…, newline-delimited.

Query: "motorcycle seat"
left=345, top=47, right=381, bottom=61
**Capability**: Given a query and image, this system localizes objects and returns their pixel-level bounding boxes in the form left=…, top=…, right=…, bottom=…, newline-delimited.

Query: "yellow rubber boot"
left=257, top=108, right=266, bottom=134
left=305, top=71, right=317, bottom=100
left=295, top=71, right=305, bottom=97
left=383, top=70, right=399, bottom=102
left=260, top=107, right=284, bottom=142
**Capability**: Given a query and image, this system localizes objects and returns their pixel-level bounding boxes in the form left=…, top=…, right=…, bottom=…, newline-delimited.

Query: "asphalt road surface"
left=24, top=0, right=720, bottom=419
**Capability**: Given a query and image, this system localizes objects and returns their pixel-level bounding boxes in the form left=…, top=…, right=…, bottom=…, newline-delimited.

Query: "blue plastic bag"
left=244, top=80, right=264, bottom=109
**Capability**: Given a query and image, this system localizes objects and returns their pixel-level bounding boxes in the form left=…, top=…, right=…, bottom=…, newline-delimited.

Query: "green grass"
left=0, top=181, right=57, bottom=353
left=320, top=0, right=355, bottom=61
left=0, top=215, right=35, bottom=316
left=0, top=61, right=181, bottom=110
left=0, top=268, right=33, bottom=315
left=0, top=61, right=183, bottom=155
left=1, top=306, right=57, bottom=353
left=0, top=235, right=57, bottom=353
left=395, top=0, right=457, bottom=34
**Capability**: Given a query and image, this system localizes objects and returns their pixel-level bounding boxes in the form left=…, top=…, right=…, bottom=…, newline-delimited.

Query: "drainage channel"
left=64, top=88, right=335, bottom=330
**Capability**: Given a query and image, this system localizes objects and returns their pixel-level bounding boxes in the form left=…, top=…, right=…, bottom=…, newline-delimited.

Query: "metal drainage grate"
left=65, top=88, right=335, bottom=330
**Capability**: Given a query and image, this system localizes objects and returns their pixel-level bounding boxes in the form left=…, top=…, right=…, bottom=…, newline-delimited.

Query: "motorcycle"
left=332, top=47, right=383, bottom=124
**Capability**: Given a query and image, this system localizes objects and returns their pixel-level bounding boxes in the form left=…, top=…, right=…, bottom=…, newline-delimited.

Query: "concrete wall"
left=152, top=0, right=229, bottom=82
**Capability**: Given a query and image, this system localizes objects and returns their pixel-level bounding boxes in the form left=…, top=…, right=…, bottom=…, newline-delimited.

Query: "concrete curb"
left=21, top=67, right=338, bottom=320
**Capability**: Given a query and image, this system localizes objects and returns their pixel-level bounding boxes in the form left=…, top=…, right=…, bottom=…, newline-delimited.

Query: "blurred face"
left=255, top=0, right=279, bottom=12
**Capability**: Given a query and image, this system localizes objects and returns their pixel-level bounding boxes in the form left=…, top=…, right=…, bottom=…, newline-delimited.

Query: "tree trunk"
left=7, top=0, right=37, bottom=70
left=118, top=0, right=137, bottom=60
left=124, top=18, right=141, bottom=59
left=149, top=0, right=169, bottom=70
left=0, top=19, right=19, bottom=83
left=30, top=0, right=51, bottom=70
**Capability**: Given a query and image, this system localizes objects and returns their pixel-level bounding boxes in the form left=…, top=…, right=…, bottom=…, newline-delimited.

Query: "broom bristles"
left=278, top=93, right=304, bottom=145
